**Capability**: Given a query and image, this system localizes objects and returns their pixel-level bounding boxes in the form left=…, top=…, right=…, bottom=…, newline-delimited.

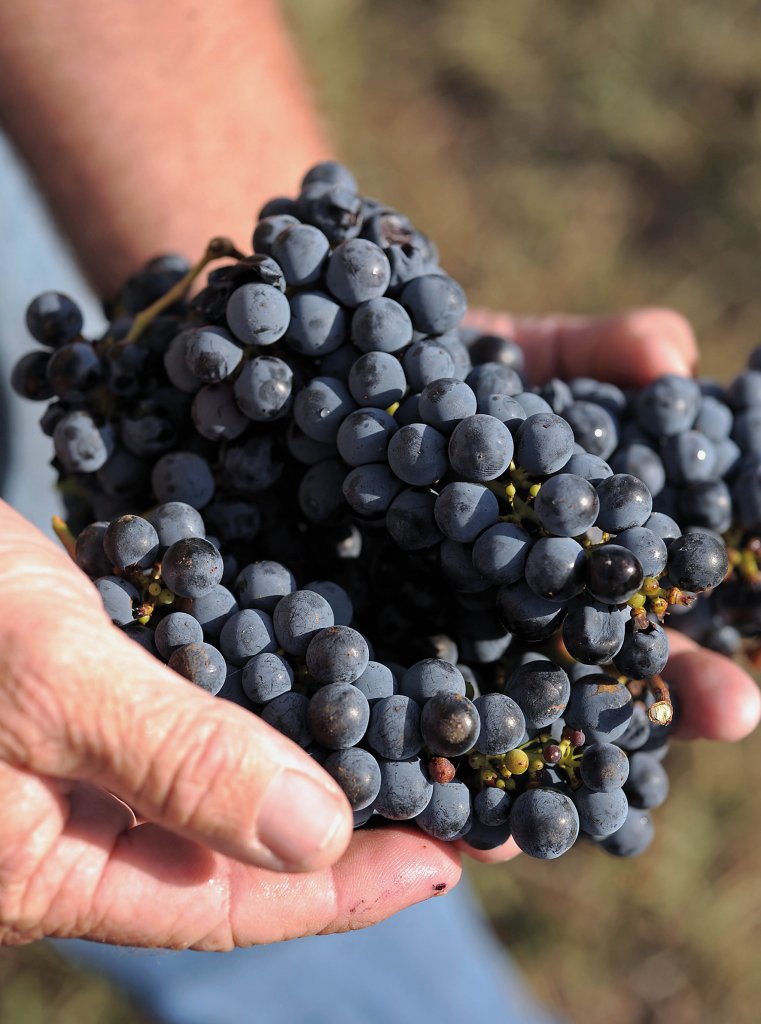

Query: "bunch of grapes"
left=10, top=160, right=759, bottom=860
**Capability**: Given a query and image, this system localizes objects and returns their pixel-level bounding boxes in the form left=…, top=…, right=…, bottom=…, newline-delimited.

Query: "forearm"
left=0, top=1, right=330, bottom=297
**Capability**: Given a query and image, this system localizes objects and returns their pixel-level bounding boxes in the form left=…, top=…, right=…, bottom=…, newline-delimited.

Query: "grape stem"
left=647, top=674, right=673, bottom=726
left=122, top=236, right=244, bottom=345
left=52, top=516, right=77, bottom=562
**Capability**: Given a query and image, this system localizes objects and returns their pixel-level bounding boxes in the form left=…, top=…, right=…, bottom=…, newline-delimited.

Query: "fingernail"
left=258, top=770, right=347, bottom=869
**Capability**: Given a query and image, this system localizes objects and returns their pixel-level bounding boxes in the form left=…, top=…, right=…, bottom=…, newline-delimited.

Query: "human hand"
left=0, top=501, right=460, bottom=949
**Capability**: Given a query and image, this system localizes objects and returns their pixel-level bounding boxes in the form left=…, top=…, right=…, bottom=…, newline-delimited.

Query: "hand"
left=0, top=501, right=460, bottom=948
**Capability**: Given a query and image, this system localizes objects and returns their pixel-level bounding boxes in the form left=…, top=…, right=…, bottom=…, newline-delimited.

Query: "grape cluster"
left=10, top=159, right=758, bottom=860
left=66, top=503, right=672, bottom=858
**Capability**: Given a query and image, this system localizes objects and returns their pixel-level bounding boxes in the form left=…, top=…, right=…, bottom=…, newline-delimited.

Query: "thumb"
left=0, top=504, right=352, bottom=873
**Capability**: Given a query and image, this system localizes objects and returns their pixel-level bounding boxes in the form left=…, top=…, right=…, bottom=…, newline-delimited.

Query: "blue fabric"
left=0, top=130, right=559, bottom=1024
left=53, top=880, right=559, bottom=1024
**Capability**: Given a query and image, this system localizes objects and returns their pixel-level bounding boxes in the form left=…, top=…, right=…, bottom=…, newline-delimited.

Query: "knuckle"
left=146, top=708, right=255, bottom=833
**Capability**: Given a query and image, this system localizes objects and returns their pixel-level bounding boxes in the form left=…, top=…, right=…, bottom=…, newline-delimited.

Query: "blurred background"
left=2, top=1, right=761, bottom=1021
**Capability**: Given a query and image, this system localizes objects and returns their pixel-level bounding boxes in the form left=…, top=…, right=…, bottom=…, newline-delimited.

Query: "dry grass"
left=3, top=1, right=761, bottom=1020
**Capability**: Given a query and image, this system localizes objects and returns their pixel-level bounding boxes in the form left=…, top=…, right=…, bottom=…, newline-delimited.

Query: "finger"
left=456, top=834, right=522, bottom=865
left=3, top=779, right=461, bottom=948
left=0, top=503, right=352, bottom=875
left=464, top=307, right=698, bottom=386
left=0, top=763, right=139, bottom=943
left=665, top=630, right=761, bottom=742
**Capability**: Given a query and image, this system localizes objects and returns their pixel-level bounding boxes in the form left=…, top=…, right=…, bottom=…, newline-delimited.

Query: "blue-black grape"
left=473, top=693, right=525, bottom=755
left=509, top=788, right=579, bottom=859
left=351, top=296, right=413, bottom=353
left=286, top=290, right=349, bottom=357
left=337, top=408, right=398, bottom=466
left=226, top=282, right=290, bottom=345
left=580, top=743, right=629, bottom=792
left=434, top=481, right=499, bottom=543
left=400, top=274, right=467, bottom=335
left=103, top=514, right=160, bottom=570
left=273, top=589, right=334, bottom=656
left=306, top=625, right=370, bottom=684
left=418, top=378, right=477, bottom=434
left=585, top=544, right=644, bottom=604
left=270, top=223, right=329, bottom=287
left=26, top=291, right=83, bottom=347
left=151, top=451, right=216, bottom=509
left=261, top=691, right=313, bottom=747
left=400, top=659, right=466, bottom=703
left=183, top=326, right=242, bottom=383
left=154, top=611, right=204, bottom=660
left=294, top=376, right=355, bottom=443
left=387, top=423, right=448, bottom=486
left=290, top=583, right=348, bottom=631
left=496, top=580, right=565, bottom=642
left=234, top=356, right=293, bottom=422
left=533, top=473, right=600, bottom=536
left=525, top=536, right=585, bottom=602
left=471, top=522, right=531, bottom=585
left=563, top=401, right=618, bottom=460
left=636, top=374, right=700, bottom=438
left=353, top=661, right=397, bottom=704
left=564, top=677, right=633, bottom=743
left=402, top=340, right=456, bottom=390
left=234, top=560, right=296, bottom=613
left=595, top=473, right=653, bottom=532
left=375, top=757, right=433, bottom=819
left=666, top=532, right=729, bottom=592
left=503, top=662, right=570, bottom=730
left=613, top=620, right=669, bottom=678
left=307, top=683, right=370, bottom=749
left=448, top=415, right=513, bottom=482
left=514, top=413, right=574, bottom=475
left=241, top=652, right=294, bottom=704
left=219, top=608, right=277, bottom=666
left=610, top=442, right=666, bottom=496
left=325, top=238, right=390, bottom=307
left=624, top=752, right=670, bottom=809
left=473, top=787, right=511, bottom=826
left=94, top=576, right=139, bottom=625
left=574, top=786, right=629, bottom=837
left=386, top=488, right=442, bottom=550
left=54, top=411, right=114, bottom=473
left=366, top=694, right=423, bottom=760
left=599, top=807, right=654, bottom=857
left=298, top=459, right=346, bottom=524
left=343, top=463, right=404, bottom=516
left=10, top=350, right=54, bottom=401
left=324, top=748, right=381, bottom=811
left=188, top=584, right=238, bottom=639
left=415, top=781, right=472, bottom=841
left=169, top=641, right=227, bottom=695
left=162, top=536, right=224, bottom=598
left=348, top=351, right=406, bottom=409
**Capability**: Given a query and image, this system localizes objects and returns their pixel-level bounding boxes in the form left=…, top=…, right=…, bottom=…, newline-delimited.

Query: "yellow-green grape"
left=504, top=749, right=529, bottom=775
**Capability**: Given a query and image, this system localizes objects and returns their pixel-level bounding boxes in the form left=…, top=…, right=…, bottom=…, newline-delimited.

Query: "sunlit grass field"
left=2, top=1, right=761, bottom=1021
